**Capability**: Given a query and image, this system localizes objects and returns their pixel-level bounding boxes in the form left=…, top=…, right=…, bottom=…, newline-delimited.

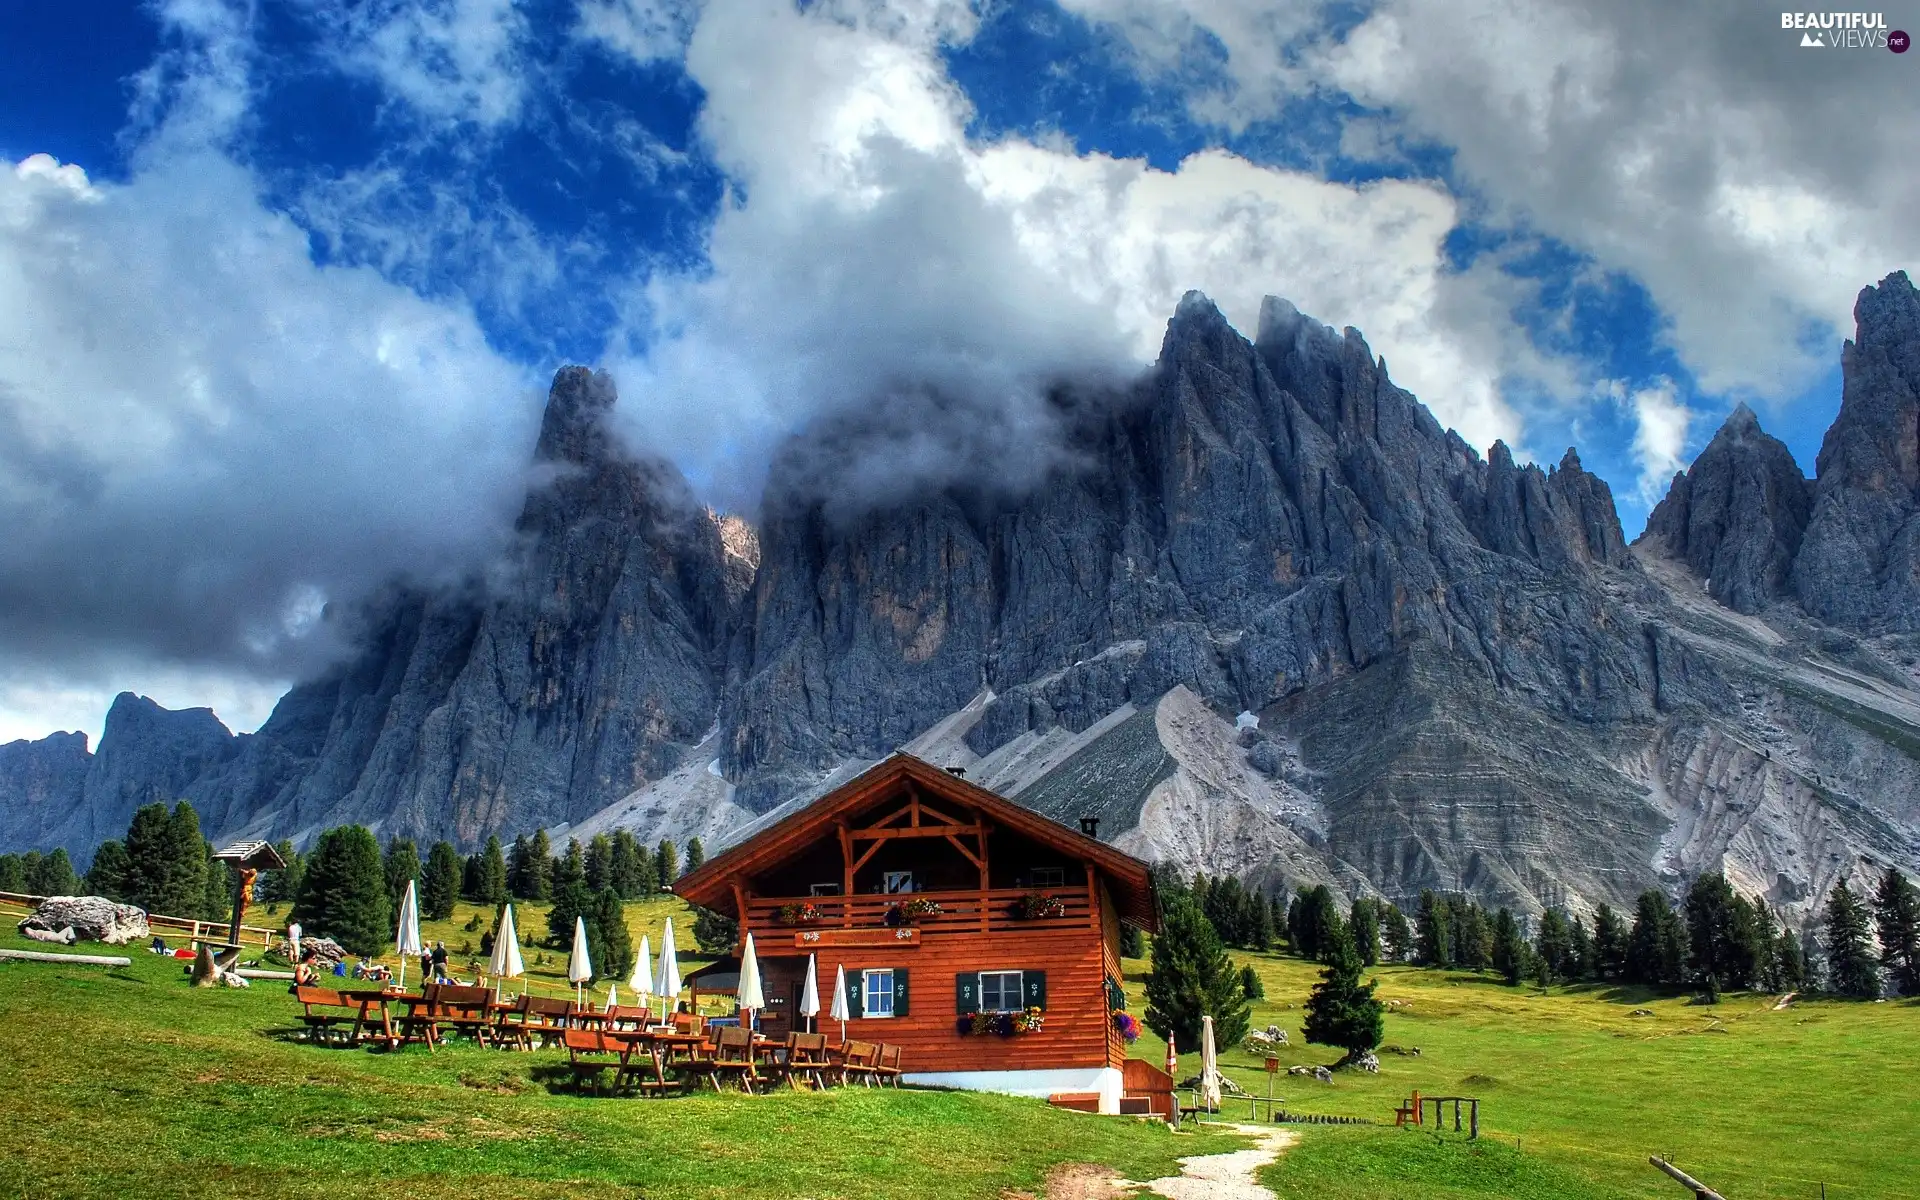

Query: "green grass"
left=0, top=909, right=1237, bottom=1200
left=1114, top=948, right=1920, bottom=1200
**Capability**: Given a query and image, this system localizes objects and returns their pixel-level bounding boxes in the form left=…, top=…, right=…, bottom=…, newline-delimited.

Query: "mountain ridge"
left=6, top=275, right=1919, bottom=926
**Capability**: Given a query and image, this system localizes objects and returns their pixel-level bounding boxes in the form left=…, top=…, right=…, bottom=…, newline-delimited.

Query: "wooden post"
left=226, top=866, right=258, bottom=947
left=837, top=823, right=855, bottom=924
left=1469, top=1099, right=1478, bottom=1139
left=1411, top=1089, right=1421, bottom=1125
left=1648, top=1157, right=1726, bottom=1200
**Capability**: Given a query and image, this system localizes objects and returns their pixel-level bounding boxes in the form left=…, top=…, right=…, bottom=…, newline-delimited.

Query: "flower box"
left=776, top=902, right=824, bottom=925
left=957, top=1006, right=1045, bottom=1037
left=1012, top=892, right=1066, bottom=920
left=885, top=897, right=945, bottom=926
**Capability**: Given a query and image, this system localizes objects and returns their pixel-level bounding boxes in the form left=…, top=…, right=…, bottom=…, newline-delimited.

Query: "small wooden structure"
left=1396, top=1090, right=1479, bottom=1138
left=675, top=753, right=1158, bottom=1113
left=192, top=840, right=285, bottom=986
left=1649, top=1157, right=1727, bottom=1200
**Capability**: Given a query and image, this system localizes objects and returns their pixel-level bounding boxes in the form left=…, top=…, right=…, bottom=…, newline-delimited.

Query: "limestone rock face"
left=1640, top=404, right=1812, bottom=614
left=19, top=895, right=149, bottom=945
left=0, top=730, right=91, bottom=855
left=1792, top=272, right=1920, bottom=630
left=68, top=695, right=237, bottom=853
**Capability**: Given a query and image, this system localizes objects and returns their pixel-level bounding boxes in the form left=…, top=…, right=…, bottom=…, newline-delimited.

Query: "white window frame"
left=882, top=870, right=916, bottom=894
left=862, top=968, right=896, bottom=1018
left=978, top=969, right=1025, bottom=1013
left=1029, top=866, right=1065, bottom=889
left=809, top=882, right=842, bottom=896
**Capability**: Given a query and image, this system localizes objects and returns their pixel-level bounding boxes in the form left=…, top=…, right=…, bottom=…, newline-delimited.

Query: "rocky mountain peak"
left=1639, top=402, right=1810, bottom=614
left=533, top=365, right=620, bottom=466
left=1789, top=271, right=1920, bottom=630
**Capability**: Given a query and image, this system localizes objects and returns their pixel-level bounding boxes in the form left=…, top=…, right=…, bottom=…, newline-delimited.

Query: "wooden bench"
left=777, top=1032, right=831, bottom=1091
left=872, top=1043, right=903, bottom=1087
left=836, top=1040, right=881, bottom=1087
left=499, top=994, right=571, bottom=1050
left=563, top=1028, right=632, bottom=1095
left=292, top=986, right=387, bottom=1047
left=709, top=1025, right=764, bottom=1094
left=427, top=983, right=496, bottom=1047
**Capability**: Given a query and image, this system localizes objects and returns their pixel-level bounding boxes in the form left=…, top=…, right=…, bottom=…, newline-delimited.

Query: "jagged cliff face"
left=4, top=279, right=1919, bottom=928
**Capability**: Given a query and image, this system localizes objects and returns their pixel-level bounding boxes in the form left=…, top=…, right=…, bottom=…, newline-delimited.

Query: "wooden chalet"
left=674, top=753, right=1158, bottom=1112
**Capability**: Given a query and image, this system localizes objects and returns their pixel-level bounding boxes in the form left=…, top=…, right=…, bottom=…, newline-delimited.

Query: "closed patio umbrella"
left=606, top=981, right=619, bottom=1011
left=829, top=964, right=850, bottom=1041
left=489, top=904, right=525, bottom=998
left=1200, top=1015, right=1222, bottom=1112
left=798, top=954, right=821, bottom=1033
left=567, top=915, right=594, bottom=1006
left=655, top=917, right=682, bottom=1005
left=393, top=880, right=422, bottom=992
left=737, top=932, right=765, bottom=1028
left=629, top=934, right=654, bottom=1014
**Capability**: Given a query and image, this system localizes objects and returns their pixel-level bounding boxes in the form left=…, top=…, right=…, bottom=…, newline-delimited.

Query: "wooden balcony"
left=742, top=888, right=1094, bottom=946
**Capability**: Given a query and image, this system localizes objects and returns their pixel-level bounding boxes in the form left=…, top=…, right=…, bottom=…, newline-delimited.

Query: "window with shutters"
left=863, top=968, right=896, bottom=1017
left=1029, top=866, right=1065, bottom=888
left=979, top=970, right=1024, bottom=1013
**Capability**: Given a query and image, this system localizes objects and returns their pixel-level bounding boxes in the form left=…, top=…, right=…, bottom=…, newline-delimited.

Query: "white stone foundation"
left=900, top=1066, right=1124, bottom=1114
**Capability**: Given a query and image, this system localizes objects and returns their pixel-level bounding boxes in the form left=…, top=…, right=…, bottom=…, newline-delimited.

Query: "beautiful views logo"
left=1781, top=11, right=1906, bottom=49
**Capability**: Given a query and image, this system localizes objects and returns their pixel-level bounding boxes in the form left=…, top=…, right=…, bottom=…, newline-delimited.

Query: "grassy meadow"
left=1113, top=947, right=1920, bottom=1200
left=2, top=890, right=1915, bottom=1199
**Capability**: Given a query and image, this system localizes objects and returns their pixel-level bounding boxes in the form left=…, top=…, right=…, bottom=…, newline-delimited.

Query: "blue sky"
left=0, top=0, right=1913, bottom=741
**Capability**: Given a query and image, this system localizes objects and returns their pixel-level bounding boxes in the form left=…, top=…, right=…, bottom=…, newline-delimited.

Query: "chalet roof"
left=676, top=753, right=1158, bottom=931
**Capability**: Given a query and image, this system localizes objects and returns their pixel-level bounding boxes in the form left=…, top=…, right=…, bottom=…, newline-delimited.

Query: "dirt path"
left=1127, top=1123, right=1299, bottom=1200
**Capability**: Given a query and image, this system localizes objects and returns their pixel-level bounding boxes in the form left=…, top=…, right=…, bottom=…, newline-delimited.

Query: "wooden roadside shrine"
left=191, top=840, right=286, bottom=986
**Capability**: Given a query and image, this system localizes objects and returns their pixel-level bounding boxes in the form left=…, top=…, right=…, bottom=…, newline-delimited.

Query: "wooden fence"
left=0, top=890, right=281, bottom=948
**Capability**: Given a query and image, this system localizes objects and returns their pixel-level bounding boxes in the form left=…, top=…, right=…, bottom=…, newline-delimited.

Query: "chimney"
left=945, top=765, right=967, bottom=778
left=1079, top=816, right=1100, bottom=838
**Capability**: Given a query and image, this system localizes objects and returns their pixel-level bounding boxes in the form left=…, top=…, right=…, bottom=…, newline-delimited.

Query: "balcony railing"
left=743, top=887, right=1093, bottom=940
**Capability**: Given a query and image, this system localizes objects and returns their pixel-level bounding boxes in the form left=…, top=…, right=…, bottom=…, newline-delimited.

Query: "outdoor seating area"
left=287, top=896, right=907, bottom=1097
left=289, top=979, right=906, bottom=1095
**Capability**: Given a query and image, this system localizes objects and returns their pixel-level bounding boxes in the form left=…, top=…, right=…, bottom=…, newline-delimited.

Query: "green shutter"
left=1023, top=969, right=1047, bottom=1010
left=848, top=970, right=864, bottom=1019
left=894, top=968, right=909, bottom=1017
left=956, top=972, right=980, bottom=1013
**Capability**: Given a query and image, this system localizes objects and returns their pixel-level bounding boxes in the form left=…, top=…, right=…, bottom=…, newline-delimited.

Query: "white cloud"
left=576, top=0, right=698, bottom=63
left=1618, top=377, right=1693, bottom=503
left=1067, top=0, right=1920, bottom=401
left=0, top=139, right=538, bottom=686
left=316, top=0, right=535, bottom=131
left=600, top=0, right=1526, bottom=509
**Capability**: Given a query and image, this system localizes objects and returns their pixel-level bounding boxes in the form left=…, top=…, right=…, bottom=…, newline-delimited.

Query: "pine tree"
left=478, top=836, right=508, bottom=906
left=1822, top=881, right=1881, bottom=998
left=262, top=839, right=302, bottom=904
left=655, top=839, right=679, bottom=885
left=507, top=835, right=534, bottom=900
left=461, top=853, right=484, bottom=901
left=421, top=841, right=461, bottom=920
left=609, top=831, right=644, bottom=898
left=1144, top=891, right=1250, bottom=1052
left=201, top=843, right=232, bottom=921
left=1249, top=891, right=1274, bottom=951
left=1492, top=908, right=1529, bottom=985
left=585, top=834, right=614, bottom=893
left=1872, top=866, right=1920, bottom=996
left=586, top=887, right=633, bottom=980
left=86, top=840, right=133, bottom=900
left=1591, top=902, right=1627, bottom=979
left=1774, top=923, right=1807, bottom=990
left=1535, top=909, right=1572, bottom=983
left=1569, top=918, right=1596, bottom=981
left=528, top=830, right=554, bottom=900
left=28, top=847, right=78, bottom=896
left=291, top=826, right=391, bottom=956
left=1301, top=921, right=1385, bottom=1061
left=1381, top=902, right=1412, bottom=963
left=692, top=904, right=738, bottom=954
left=0, top=853, right=24, bottom=893
left=1288, top=885, right=1342, bottom=961
left=383, top=838, right=421, bottom=912
left=1627, top=889, right=1687, bottom=986
left=1454, top=900, right=1493, bottom=970
left=1684, top=873, right=1745, bottom=998
left=119, top=801, right=209, bottom=916
left=547, top=843, right=592, bottom=948
left=686, top=836, right=706, bottom=873
left=1350, top=898, right=1380, bottom=967
left=1240, top=963, right=1264, bottom=1000
left=1748, top=902, right=1783, bottom=992
left=1416, top=890, right=1452, bottom=967
left=1270, top=896, right=1290, bottom=952
left=1120, top=923, right=1146, bottom=959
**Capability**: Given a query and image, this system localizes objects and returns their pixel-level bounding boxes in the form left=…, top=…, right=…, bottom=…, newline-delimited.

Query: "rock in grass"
left=18, top=896, right=149, bottom=945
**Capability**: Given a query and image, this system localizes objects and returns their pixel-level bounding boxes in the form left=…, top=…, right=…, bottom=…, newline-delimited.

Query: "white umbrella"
left=829, top=963, right=850, bottom=1041
left=628, top=934, right=655, bottom=1014
left=567, top=915, right=594, bottom=1006
left=393, top=880, right=422, bottom=991
left=655, top=917, right=682, bottom=1004
left=605, top=981, right=619, bottom=1012
left=738, top=932, right=765, bottom=1028
left=798, top=954, right=821, bottom=1033
left=489, top=904, right=525, bottom=998
left=1200, top=1015, right=1222, bottom=1112
left=1164, top=1030, right=1178, bottom=1078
